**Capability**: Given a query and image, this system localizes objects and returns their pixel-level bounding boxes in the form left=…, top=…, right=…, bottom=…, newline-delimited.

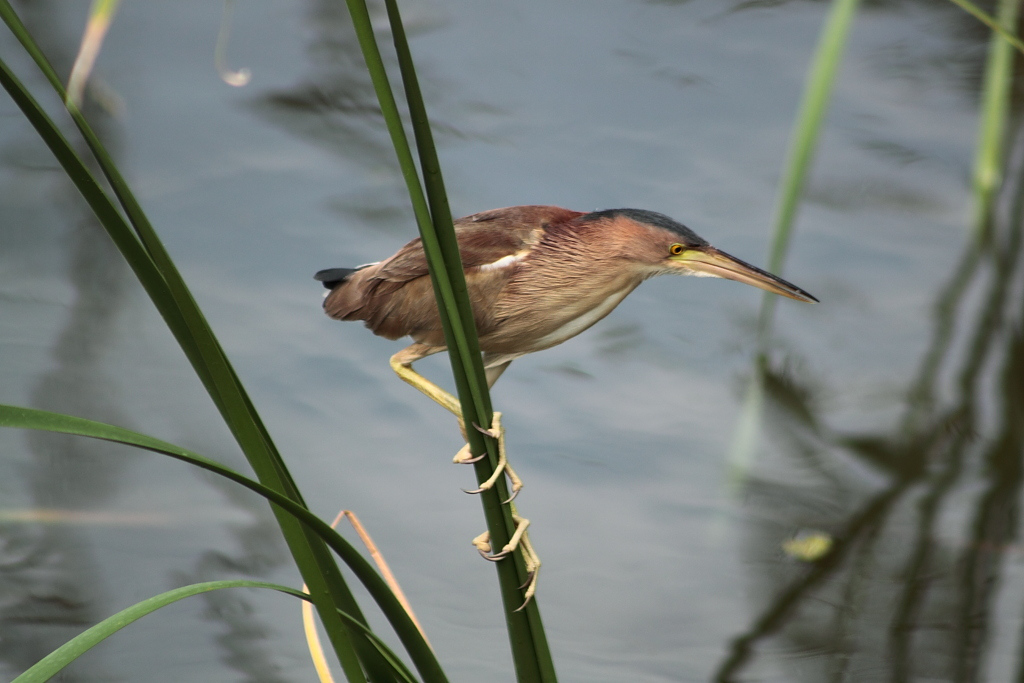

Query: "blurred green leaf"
left=970, top=0, right=1022, bottom=235
left=948, top=0, right=1024, bottom=55
left=66, top=0, right=122, bottom=106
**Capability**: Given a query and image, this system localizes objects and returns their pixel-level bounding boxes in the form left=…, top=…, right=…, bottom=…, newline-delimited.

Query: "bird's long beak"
left=671, top=247, right=818, bottom=303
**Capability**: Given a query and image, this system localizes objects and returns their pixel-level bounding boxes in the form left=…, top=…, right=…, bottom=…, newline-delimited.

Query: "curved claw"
left=458, top=452, right=487, bottom=464
left=465, top=482, right=520, bottom=499
left=471, top=421, right=500, bottom=439
left=477, top=547, right=511, bottom=562
left=471, top=516, right=539, bottom=610
left=514, top=568, right=539, bottom=611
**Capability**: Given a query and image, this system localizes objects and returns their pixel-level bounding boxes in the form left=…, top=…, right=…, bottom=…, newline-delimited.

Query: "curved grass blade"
left=337, top=610, right=420, bottom=683
left=0, top=7, right=388, bottom=677
left=305, top=591, right=338, bottom=683
left=0, top=2, right=304, bottom=517
left=0, top=404, right=449, bottom=683
left=0, top=51, right=368, bottom=682
left=13, top=580, right=310, bottom=683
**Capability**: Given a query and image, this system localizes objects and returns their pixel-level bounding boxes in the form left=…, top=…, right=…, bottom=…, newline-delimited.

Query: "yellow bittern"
left=316, top=205, right=817, bottom=603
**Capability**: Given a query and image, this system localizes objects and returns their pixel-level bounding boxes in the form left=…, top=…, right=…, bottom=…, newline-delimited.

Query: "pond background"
left=2, top=0, right=1023, bottom=681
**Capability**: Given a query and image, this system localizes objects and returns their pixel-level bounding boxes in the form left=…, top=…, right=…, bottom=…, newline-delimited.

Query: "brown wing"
left=323, top=205, right=582, bottom=345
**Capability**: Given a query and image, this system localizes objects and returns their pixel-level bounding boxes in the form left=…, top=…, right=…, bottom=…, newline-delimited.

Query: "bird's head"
left=581, top=208, right=818, bottom=303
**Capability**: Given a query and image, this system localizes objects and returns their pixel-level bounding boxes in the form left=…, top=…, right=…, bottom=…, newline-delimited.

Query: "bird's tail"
left=315, top=264, right=382, bottom=323
left=314, top=267, right=359, bottom=289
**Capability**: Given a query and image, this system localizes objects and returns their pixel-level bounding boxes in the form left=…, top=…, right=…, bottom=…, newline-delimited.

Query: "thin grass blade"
left=66, top=0, right=121, bottom=107
left=12, top=580, right=310, bottom=683
left=947, top=0, right=1024, bottom=54
left=759, top=0, right=860, bottom=335
left=728, top=0, right=859, bottom=478
left=0, top=403, right=449, bottom=683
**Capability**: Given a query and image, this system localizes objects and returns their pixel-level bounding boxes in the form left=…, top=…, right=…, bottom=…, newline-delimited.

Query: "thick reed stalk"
left=336, top=0, right=556, bottom=679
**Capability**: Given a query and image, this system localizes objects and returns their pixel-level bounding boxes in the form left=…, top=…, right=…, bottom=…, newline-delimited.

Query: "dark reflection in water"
left=171, top=473, right=292, bottom=683
left=249, top=0, right=470, bottom=229
left=253, top=0, right=392, bottom=164
left=1, top=5, right=126, bottom=677
left=723, top=123, right=1024, bottom=681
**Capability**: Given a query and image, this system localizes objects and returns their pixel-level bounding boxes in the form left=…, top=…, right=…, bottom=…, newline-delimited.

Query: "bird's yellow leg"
left=472, top=509, right=540, bottom=609
left=391, top=347, right=537, bottom=605
left=390, top=348, right=461, bottom=418
left=391, top=348, right=522, bottom=497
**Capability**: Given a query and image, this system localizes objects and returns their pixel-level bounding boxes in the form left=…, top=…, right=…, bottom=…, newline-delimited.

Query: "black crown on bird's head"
left=579, top=208, right=709, bottom=248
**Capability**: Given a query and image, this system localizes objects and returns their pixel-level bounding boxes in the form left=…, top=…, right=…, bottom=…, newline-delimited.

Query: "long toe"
left=515, top=570, right=539, bottom=611
left=453, top=444, right=486, bottom=464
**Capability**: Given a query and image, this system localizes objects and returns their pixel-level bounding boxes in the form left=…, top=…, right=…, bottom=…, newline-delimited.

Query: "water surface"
left=2, top=0, right=1022, bottom=681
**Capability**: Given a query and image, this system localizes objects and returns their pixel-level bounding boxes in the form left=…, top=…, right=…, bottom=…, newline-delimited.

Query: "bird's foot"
left=454, top=412, right=523, bottom=503
left=471, top=515, right=539, bottom=610
left=388, top=351, right=537, bottom=605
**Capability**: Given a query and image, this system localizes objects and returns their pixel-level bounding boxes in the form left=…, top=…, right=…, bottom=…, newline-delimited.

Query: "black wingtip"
left=314, top=267, right=357, bottom=289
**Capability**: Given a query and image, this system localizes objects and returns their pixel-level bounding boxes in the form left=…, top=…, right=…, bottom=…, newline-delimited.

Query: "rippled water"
left=2, top=0, right=1023, bottom=681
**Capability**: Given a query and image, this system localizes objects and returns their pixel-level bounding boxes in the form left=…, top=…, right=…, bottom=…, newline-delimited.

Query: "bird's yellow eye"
left=669, top=243, right=686, bottom=256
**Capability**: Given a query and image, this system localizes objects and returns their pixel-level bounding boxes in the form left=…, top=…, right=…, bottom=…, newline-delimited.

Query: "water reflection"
left=171, top=473, right=291, bottom=683
left=249, top=0, right=468, bottom=229
left=0, top=4, right=289, bottom=680
left=723, top=123, right=1024, bottom=681
left=4, top=0, right=1022, bottom=679
left=1, top=5, right=128, bottom=676
left=253, top=0, right=392, bottom=164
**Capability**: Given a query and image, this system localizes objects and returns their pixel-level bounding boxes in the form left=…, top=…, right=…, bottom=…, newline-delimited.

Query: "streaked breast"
left=533, top=288, right=634, bottom=349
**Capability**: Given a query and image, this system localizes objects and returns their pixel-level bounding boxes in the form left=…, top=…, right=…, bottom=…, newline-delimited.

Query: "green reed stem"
left=382, top=2, right=556, bottom=678
left=728, top=0, right=859, bottom=477
left=759, top=0, right=860, bottom=336
left=337, top=0, right=555, bottom=678
left=971, top=0, right=1022, bottom=237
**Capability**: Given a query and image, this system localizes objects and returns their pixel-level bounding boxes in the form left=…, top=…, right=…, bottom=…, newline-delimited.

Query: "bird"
left=315, top=205, right=817, bottom=604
